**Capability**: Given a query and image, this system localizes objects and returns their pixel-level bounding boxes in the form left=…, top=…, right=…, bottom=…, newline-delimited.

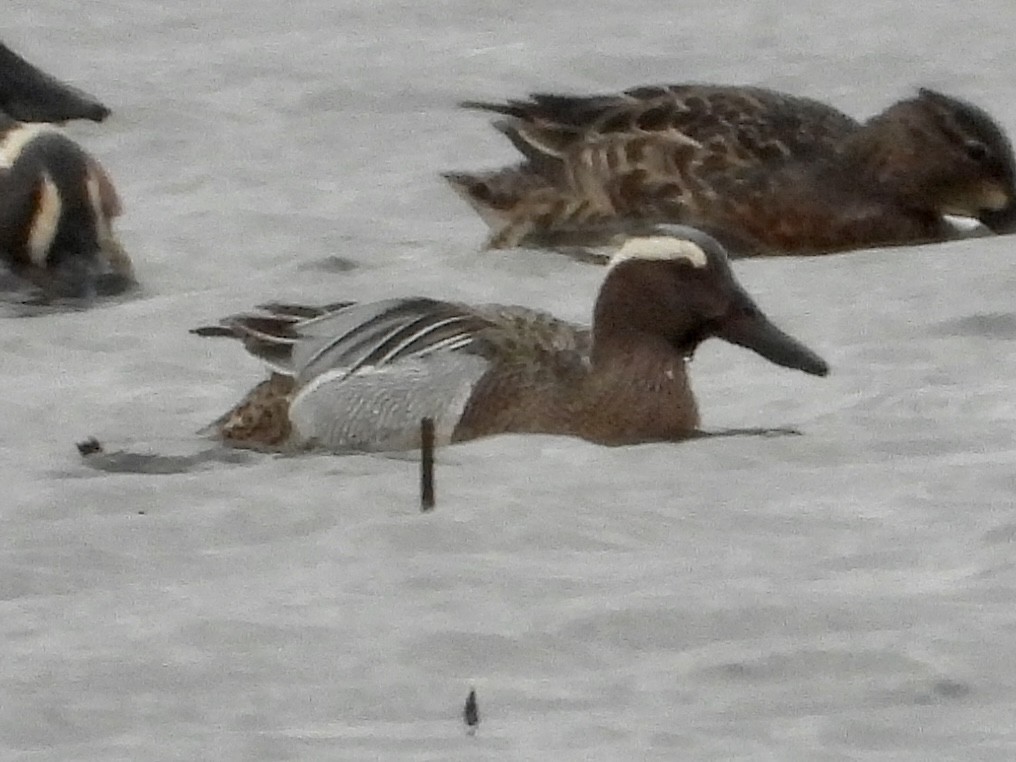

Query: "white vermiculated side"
left=608, top=236, right=708, bottom=272
left=289, top=353, right=489, bottom=451
left=27, top=172, right=61, bottom=266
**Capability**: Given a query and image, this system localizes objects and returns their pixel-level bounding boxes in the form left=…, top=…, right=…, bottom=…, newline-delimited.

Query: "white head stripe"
left=607, top=236, right=709, bottom=272
left=0, top=124, right=61, bottom=169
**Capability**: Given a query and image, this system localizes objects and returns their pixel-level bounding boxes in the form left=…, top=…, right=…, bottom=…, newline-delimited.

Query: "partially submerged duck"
left=0, top=118, right=132, bottom=300
left=0, top=44, right=130, bottom=302
left=0, top=41, right=109, bottom=123
left=445, top=85, right=1016, bottom=255
left=192, top=227, right=827, bottom=453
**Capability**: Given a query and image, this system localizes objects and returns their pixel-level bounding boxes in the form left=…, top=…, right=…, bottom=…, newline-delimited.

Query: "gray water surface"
left=4, top=1, right=1016, bottom=759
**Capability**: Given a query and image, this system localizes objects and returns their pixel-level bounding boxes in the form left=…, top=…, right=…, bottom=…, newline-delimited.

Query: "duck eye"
left=964, top=140, right=990, bottom=162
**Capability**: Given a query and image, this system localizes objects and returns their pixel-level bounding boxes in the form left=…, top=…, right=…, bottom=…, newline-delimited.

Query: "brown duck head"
left=852, top=88, right=1016, bottom=232
left=591, top=225, right=829, bottom=376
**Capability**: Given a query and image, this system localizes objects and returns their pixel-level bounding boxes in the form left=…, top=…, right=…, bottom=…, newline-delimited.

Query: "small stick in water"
left=420, top=417, right=435, bottom=511
left=463, top=687, right=479, bottom=734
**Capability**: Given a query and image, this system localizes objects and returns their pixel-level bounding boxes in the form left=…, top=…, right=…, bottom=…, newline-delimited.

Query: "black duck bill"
left=717, top=294, right=829, bottom=378
left=0, top=42, right=110, bottom=123
left=978, top=200, right=1016, bottom=234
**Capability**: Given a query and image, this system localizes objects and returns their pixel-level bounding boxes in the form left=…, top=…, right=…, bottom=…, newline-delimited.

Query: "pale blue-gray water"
left=4, top=1, right=1016, bottom=759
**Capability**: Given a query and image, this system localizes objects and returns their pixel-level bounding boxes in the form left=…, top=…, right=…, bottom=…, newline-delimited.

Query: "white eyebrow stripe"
left=0, top=124, right=59, bottom=169
left=608, top=236, right=709, bottom=271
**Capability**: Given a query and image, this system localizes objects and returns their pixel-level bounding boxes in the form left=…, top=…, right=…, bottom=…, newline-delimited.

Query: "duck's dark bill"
left=0, top=43, right=110, bottom=123
left=979, top=202, right=1016, bottom=235
left=719, top=312, right=829, bottom=377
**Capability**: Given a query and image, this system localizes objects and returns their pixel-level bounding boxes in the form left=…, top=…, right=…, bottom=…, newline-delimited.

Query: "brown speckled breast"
left=214, top=373, right=296, bottom=449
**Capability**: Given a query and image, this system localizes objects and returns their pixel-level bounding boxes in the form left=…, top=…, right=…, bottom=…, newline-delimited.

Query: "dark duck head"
left=593, top=225, right=829, bottom=377
left=852, top=88, right=1016, bottom=233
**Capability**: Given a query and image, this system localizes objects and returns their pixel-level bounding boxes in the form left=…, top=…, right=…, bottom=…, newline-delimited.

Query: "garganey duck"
left=445, top=85, right=1016, bottom=256
left=192, top=227, right=827, bottom=452
left=0, top=42, right=131, bottom=301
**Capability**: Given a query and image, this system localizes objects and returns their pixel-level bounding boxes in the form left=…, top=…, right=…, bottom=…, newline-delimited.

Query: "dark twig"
left=420, top=417, right=435, bottom=511
left=463, top=687, right=479, bottom=734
